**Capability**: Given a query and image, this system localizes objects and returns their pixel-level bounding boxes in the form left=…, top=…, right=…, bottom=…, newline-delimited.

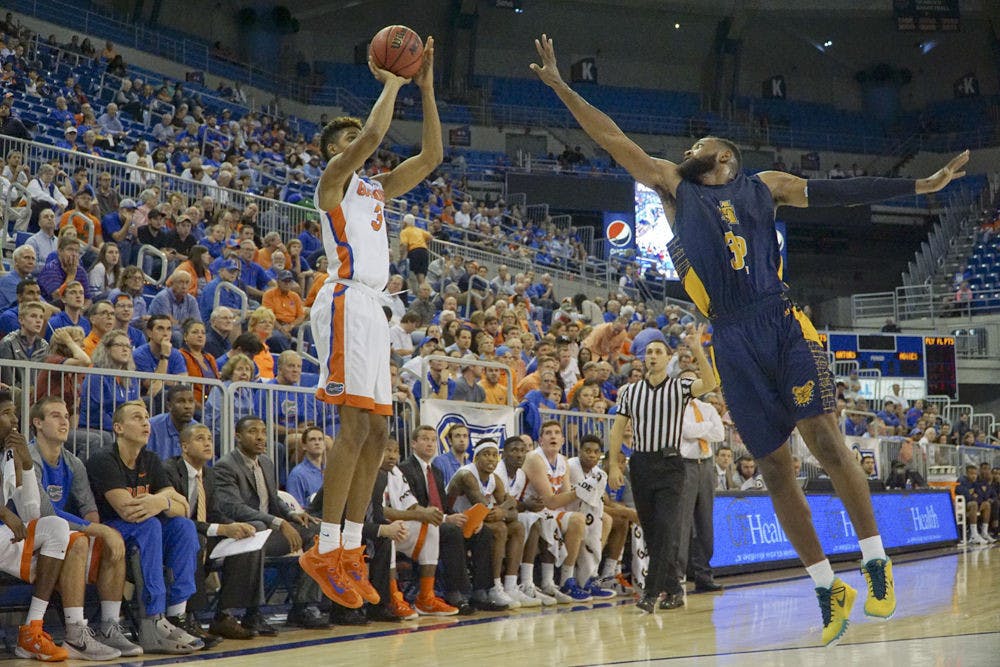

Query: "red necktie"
left=426, top=465, right=443, bottom=510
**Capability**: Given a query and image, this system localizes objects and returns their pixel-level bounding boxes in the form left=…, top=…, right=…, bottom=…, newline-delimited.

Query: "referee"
left=609, top=326, right=717, bottom=612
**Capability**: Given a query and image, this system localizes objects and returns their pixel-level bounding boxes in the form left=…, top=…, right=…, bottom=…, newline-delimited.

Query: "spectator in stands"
left=149, top=270, right=200, bottom=341
left=46, top=280, right=90, bottom=341
left=86, top=400, right=205, bottom=654
left=957, top=464, right=994, bottom=545
left=583, top=316, right=629, bottom=366
left=260, top=270, right=303, bottom=350
left=81, top=300, right=115, bottom=356
left=100, top=198, right=138, bottom=265
left=0, top=98, right=30, bottom=140
left=433, top=423, right=472, bottom=487
left=60, top=184, right=102, bottom=253
left=146, top=383, right=198, bottom=461
left=955, top=280, right=973, bottom=316
left=286, top=426, right=325, bottom=508
left=714, top=445, right=738, bottom=490
left=87, top=242, right=121, bottom=299
left=214, top=415, right=327, bottom=629
left=109, top=292, right=146, bottom=348
left=153, top=113, right=175, bottom=143
left=198, top=259, right=243, bottom=323
left=178, top=319, right=219, bottom=407
left=202, top=354, right=256, bottom=443
left=235, top=240, right=272, bottom=302
left=0, top=300, right=48, bottom=384
left=26, top=164, right=69, bottom=222
left=115, top=79, right=142, bottom=121
left=398, top=213, right=433, bottom=287
left=201, top=305, right=236, bottom=359
left=133, top=314, right=186, bottom=396
left=79, top=331, right=139, bottom=432
left=413, top=346, right=456, bottom=401
left=736, top=455, right=766, bottom=490
left=0, top=244, right=36, bottom=309
left=38, top=236, right=90, bottom=305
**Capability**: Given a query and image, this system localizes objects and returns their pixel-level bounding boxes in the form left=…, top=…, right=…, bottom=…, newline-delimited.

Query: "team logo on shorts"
left=325, top=382, right=345, bottom=396
left=792, top=380, right=815, bottom=406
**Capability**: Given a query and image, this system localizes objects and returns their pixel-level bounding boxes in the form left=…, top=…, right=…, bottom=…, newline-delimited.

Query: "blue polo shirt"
left=413, top=373, right=456, bottom=402
left=133, top=344, right=186, bottom=374
left=286, top=458, right=324, bottom=507
left=45, top=312, right=91, bottom=341
left=147, top=413, right=197, bottom=460
left=432, top=452, right=466, bottom=488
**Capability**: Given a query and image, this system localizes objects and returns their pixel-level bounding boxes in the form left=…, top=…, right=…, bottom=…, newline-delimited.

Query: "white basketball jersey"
left=500, top=460, right=527, bottom=500
left=451, top=462, right=498, bottom=513
left=523, top=448, right=568, bottom=505
left=315, top=172, right=389, bottom=291
left=383, top=466, right=416, bottom=511
left=567, top=457, right=606, bottom=519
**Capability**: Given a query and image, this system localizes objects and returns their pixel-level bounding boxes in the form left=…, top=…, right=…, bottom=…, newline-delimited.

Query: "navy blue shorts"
left=711, top=297, right=835, bottom=459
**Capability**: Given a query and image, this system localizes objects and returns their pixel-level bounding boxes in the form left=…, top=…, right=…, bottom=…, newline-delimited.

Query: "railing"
left=853, top=284, right=1000, bottom=325
left=419, top=355, right=515, bottom=407
left=214, top=281, right=250, bottom=320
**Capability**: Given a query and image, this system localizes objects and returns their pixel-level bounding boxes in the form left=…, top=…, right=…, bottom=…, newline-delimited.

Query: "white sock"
left=600, top=559, right=617, bottom=579
left=493, top=577, right=502, bottom=590
left=504, top=575, right=518, bottom=591
left=520, top=562, right=534, bottom=586
left=64, top=607, right=85, bottom=626
left=540, top=563, right=555, bottom=587
left=26, top=597, right=48, bottom=623
left=859, top=535, right=887, bottom=564
left=166, top=602, right=186, bottom=618
left=319, top=521, right=341, bottom=554
left=805, top=559, right=836, bottom=589
left=101, top=600, right=121, bottom=623
left=560, top=564, right=575, bottom=583
left=342, top=520, right=364, bottom=550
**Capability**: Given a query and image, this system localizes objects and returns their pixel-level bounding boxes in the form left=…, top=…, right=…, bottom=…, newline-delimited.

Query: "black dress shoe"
left=241, top=610, right=278, bottom=636
left=167, top=613, right=222, bottom=649
left=329, top=606, right=371, bottom=626
left=694, top=580, right=724, bottom=593
left=287, top=604, right=331, bottom=629
left=455, top=603, right=475, bottom=616
left=636, top=594, right=657, bottom=614
left=658, top=592, right=684, bottom=610
left=366, top=605, right=400, bottom=623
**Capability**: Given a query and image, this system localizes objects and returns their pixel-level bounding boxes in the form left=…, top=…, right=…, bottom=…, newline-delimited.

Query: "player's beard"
left=677, top=153, right=718, bottom=182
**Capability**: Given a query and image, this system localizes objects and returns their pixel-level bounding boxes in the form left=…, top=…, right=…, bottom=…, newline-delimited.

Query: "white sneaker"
left=489, top=585, right=518, bottom=609
left=970, top=529, right=989, bottom=545
left=539, top=582, right=574, bottom=604
left=984, top=531, right=997, bottom=543
left=98, top=621, right=143, bottom=657
left=64, top=623, right=122, bottom=661
left=520, top=582, right=557, bottom=606
left=506, top=586, right=541, bottom=607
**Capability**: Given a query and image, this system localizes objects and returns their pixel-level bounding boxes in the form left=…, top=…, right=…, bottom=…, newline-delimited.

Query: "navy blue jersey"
left=668, top=173, right=785, bottom=319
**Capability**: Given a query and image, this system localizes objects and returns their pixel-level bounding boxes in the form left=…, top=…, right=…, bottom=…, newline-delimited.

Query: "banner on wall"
left=419, top=399, right=517, bottom=454
left=603, top=211, right=635, bottom=259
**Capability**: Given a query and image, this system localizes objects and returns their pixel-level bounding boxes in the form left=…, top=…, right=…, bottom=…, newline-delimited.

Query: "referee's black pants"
left=630, top=451, right=686, bottom=596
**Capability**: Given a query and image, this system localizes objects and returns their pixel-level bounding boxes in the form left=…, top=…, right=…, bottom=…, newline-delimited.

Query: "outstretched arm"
left=316, top=61, right=409, bottom=210
left=759, top=150, right=970, bottom=208
left=530, top=34, right=679, bottom=196
left=375, top=37, right=443, bottom=200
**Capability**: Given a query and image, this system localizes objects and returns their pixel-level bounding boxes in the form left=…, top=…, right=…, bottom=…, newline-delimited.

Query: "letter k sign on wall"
left=571, top=58, right=597, bottom=84
left=953, top=73, right=979, bottom=98
left=763, top=75, right=786, bottom=99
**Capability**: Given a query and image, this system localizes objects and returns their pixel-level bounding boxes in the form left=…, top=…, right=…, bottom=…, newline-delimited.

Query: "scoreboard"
left=820, top=332, right=957, bottom=399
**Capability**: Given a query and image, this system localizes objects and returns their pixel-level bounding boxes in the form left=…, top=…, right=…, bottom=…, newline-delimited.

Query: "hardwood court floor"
left=10, top=546, right=999, bottom=666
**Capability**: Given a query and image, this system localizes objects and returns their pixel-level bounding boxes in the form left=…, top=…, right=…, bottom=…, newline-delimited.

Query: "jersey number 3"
left=370, top=204, right=384, bottom=232
left=725, top=231, right=748, bottom=271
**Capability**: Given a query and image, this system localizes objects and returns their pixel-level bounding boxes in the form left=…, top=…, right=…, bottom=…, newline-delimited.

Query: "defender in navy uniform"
left=530, top=34, right=970, bottom=646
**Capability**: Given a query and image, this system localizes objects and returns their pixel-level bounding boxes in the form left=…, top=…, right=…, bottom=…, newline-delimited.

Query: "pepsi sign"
left=603, top=211, right=635, bottom=256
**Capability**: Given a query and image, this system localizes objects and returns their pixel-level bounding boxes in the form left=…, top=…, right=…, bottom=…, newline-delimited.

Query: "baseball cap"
left=64, top=126, right=77, bottom=135
left=225, top=238, right=241, bottom=247
left=76, top=185, right=94, bottom=198
left=495, top=345, right=510, bottom=357
left=419, top=336, right=438, bottom=347
left=219, top=258, right=240, bottom=272
left=119, top=198, right=137, bottom=209
left=277, top=270, right=294, bottom=282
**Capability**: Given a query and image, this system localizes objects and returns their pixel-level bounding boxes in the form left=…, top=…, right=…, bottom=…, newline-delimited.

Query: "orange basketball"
left=369, top=25, right=424, bottom=79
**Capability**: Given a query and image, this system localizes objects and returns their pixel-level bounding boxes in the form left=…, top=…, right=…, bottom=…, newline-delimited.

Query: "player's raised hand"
left=529, top=34, right=564, bottom=88
left=919, top=149, right=969, bottom=194
left=413, top=36, right=435, bottom=90
left=368, top=56, right=410, bottom=87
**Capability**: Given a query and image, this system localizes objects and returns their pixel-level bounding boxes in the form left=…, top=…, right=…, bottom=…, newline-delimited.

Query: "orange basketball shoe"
left=340, top=545, right=381, bottom=605
left=299, top=541, right=363, bottom=609
left=16, top=621, right=69, bottom=662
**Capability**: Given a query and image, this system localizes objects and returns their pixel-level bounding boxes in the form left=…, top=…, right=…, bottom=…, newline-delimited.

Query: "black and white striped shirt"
left=616, top=377, right=694, bottom=454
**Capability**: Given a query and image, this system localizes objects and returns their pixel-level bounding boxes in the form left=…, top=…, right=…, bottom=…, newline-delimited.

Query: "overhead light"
left=674, top=23, right=680, bottom=29
left=823, top=40, right=833, bottom=47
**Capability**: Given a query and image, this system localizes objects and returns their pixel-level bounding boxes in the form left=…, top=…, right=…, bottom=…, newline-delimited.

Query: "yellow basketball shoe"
left=816, top=577, right=856, bottom=647
left=861, top=558, right=896, bottom=620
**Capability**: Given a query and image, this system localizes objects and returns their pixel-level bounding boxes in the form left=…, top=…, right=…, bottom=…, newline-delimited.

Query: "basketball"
left=369, top=25, right=424, bottom=78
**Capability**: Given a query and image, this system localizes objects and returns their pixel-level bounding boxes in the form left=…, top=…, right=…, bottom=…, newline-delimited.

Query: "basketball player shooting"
left=529, top=33, right=968, bottom=646
left=299, top=35, right=442, bottom=609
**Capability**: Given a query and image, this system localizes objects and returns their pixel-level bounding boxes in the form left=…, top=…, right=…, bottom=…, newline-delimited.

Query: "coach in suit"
left=164, top=423, right=269, bottom=639
left=398, top=425, right=493, bottom=611
left=214, top=415, right=328, bottom=629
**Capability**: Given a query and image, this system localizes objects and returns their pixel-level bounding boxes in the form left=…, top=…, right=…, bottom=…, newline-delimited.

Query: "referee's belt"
left=635, top=447, right=680, bottom=458
left=683, top=457, right=714, bottom=464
